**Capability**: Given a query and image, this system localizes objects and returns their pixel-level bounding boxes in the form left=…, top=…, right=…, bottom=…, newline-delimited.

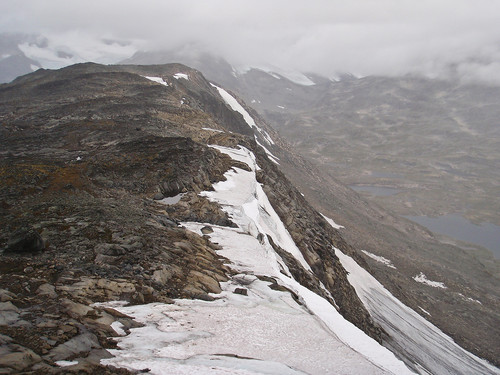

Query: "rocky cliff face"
left=0, top=63, right=383, bottom=373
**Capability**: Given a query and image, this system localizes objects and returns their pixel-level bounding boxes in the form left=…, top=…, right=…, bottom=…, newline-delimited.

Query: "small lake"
left=350, top=185, right=402, bottom=196
left=404, top=214, right=500, bottom=259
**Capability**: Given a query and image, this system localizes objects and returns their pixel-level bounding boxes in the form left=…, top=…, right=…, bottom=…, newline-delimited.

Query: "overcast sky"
left=1, top=0, right=500, bottom=83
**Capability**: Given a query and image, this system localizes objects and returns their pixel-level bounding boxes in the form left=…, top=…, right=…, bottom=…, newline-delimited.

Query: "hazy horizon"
left=1, top=1, right=500, bottom=84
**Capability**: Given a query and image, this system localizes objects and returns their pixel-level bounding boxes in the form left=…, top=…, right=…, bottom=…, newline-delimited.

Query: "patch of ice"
left=55, top=360, right=79, bottom=367
left=413, top=273, right=447, bottom=289
left=210, top=83, right=274, bottom=145
left=361, top=250, right=396, bottom=269
left=320, top=213, right=344, bottom=229
left=143, top=76, right=168, bottom=86
left=111, top=321, right=127, bottom=336
left=173, top=73, right=189, bottom=80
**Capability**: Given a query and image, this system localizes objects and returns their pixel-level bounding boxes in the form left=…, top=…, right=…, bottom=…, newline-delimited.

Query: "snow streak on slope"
left=413, top=272, right=447, bottom=289
left=235, top=65, right=316, bottom=86
left=173, top=73, right=189, bottom=80
left=142, top=76, right=169, bottom=86
left=211, top=84, right=275, bottom=146
left=321, top=213, right=344, bottom=229
left=336, top=250, right=500, bottom=375
left=361, top=250, right=396, bottom=269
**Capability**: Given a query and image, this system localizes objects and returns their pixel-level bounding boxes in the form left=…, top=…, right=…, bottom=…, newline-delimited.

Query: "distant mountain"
left=0, top=33, right=42, bottom=83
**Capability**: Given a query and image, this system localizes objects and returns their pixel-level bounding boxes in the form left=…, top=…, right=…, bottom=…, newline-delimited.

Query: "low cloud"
left=1, top=0, right=500, bottom=83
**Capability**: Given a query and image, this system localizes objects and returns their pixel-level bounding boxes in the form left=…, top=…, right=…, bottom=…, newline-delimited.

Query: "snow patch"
left=143, top=76, right=168, bottom=86
left=173, top=73, right=189, bottom=80
left=159, top=193, right=184, bottom=205
left=210, top=83, right=274, bottom=145
left=413, top=273, right=447, bottom=289
left=55, top=360, right=79, bottom=367
left=320, top=213, right=344, bottom=229
left=236, top=65, right=316, bottom=86
left=361, top=250, right=396, bottom=269
left=277, top=105, right=285, bottom=109
left=255, top=137, right=280, bottom=165
left=30, top=64, right=39, bottom=71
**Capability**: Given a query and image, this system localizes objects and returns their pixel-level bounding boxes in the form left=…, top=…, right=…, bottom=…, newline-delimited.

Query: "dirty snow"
left=173, top=73, right=189, bottom=80
left=413, top=273, right=447, bottom=289
left=361, top=250, right=396, bottom=269
left=143, top=76, right=169, bottom=86
left=210, top=83, right=275, bottom=145
left=321, top=213, right=344, bottom=229
left=336, top=249, right=500, bottom=375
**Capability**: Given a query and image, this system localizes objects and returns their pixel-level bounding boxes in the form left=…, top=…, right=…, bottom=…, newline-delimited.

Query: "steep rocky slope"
left=0, top=63, right=383, bottom=373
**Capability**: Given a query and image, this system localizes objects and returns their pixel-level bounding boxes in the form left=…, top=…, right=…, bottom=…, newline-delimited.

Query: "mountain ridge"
left=0, top=62, right=498, bottom=374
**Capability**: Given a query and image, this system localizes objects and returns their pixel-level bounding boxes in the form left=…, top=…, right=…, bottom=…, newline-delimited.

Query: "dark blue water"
left=405, top=214, right=500, bottom=259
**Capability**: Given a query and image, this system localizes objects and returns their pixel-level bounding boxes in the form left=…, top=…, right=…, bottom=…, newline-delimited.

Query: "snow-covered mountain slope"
left=101, top=145, right=413, bottom=375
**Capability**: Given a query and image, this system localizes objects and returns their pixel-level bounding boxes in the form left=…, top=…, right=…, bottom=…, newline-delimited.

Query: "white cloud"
left=1, top=0, right=500, bottom=83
